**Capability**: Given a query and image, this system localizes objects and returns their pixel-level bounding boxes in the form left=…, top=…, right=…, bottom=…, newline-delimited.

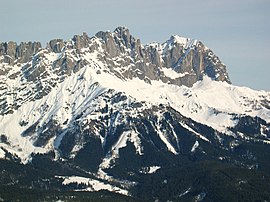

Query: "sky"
left=0, top=0, right=269, bottom=91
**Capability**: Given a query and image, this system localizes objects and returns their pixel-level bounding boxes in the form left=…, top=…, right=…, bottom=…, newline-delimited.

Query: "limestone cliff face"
left=93, top=27, right=230, bottom=86
left=0, top=41, right=41, bottom=65
left=0, top=27, right=230, bottom=115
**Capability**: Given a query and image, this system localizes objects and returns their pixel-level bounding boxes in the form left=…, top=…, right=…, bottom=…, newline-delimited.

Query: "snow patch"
left=140, top=166, right=161, bottom=174
left=170, top=35, right=198, bottom=49
left=162, top=68, right=189, bottom=79
left=191, top=140, right=199, bottom=152
left=180, top=122, right=210, bottom=142
left=263, top=140, right=270, bottom=144
left=0, top=148, right=5, bottom=159
left=157, top=126, right=178, bottom=155
left=149, top=166, right=160, bottom=173
left=58, top=176, right=129, bottom=196
left=179, top=187, right=191, bottom=197
left=112, top=130, right=143, bottom=157
left=100, top=130, right=143, bottom=169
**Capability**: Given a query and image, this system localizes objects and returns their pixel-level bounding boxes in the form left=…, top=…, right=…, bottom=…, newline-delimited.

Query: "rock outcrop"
left=0, top=41, right=41, bottom=64
left=94, top=27, right=230, bottom=86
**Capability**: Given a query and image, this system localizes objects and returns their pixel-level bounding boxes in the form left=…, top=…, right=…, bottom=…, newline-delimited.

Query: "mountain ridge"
left=0, top=27, right=270, bottom=201
left=0, top=26, right=231, bottom=116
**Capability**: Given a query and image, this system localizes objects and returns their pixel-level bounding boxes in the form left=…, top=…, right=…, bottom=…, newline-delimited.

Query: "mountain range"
left=0, top=27, right=270, bottom=201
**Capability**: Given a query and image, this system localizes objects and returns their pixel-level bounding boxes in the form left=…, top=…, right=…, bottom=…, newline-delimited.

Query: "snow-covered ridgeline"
left=0, top=37, right=269, bottom=163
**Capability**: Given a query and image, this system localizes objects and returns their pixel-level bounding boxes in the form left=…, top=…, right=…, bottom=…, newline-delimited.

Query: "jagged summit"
left=0, top=27, right=233, bottom=116
left=0, top=41, right=41, bottom=64
left=114, top=26, right=130, bottom=32
left=0, top=27, right=230, bottom=83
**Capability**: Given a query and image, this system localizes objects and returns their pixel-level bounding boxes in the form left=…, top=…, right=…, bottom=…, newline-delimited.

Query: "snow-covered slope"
left=0, top=41, right=269, bottom=162
left=0, top=27, right=269, bottom=198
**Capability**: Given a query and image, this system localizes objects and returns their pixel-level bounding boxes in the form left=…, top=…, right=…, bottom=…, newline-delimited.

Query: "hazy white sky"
left=0, top=0, right=269, bottom=90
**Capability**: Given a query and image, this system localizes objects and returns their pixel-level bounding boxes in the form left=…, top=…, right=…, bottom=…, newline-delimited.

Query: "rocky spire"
left=0, top=41, right=41, bottom=64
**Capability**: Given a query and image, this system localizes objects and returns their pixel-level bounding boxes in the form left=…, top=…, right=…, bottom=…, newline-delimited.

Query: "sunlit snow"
left=0, top=34, right=269, bottom=164
left=57, top=176, right=129, bottom=196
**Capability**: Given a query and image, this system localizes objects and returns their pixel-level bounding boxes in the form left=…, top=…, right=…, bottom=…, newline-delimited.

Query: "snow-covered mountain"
left=0, top=27, right=270, bottom=201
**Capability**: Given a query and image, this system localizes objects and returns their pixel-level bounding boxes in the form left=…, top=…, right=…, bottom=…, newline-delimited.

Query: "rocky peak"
left=113, top=26, right=138, bottom=49
left=46, top=39, right=64, bottom=53
left=72, top=32, right=91, bottom=49
left=94, top=27, right=141, bottom=57
left=0, top=41, right=41, bottom=64
left=94, top=28, right=231, bottom=86
left=0, top=41, right=17, bottom=64
left=159, top=35, right=230, bottom=84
